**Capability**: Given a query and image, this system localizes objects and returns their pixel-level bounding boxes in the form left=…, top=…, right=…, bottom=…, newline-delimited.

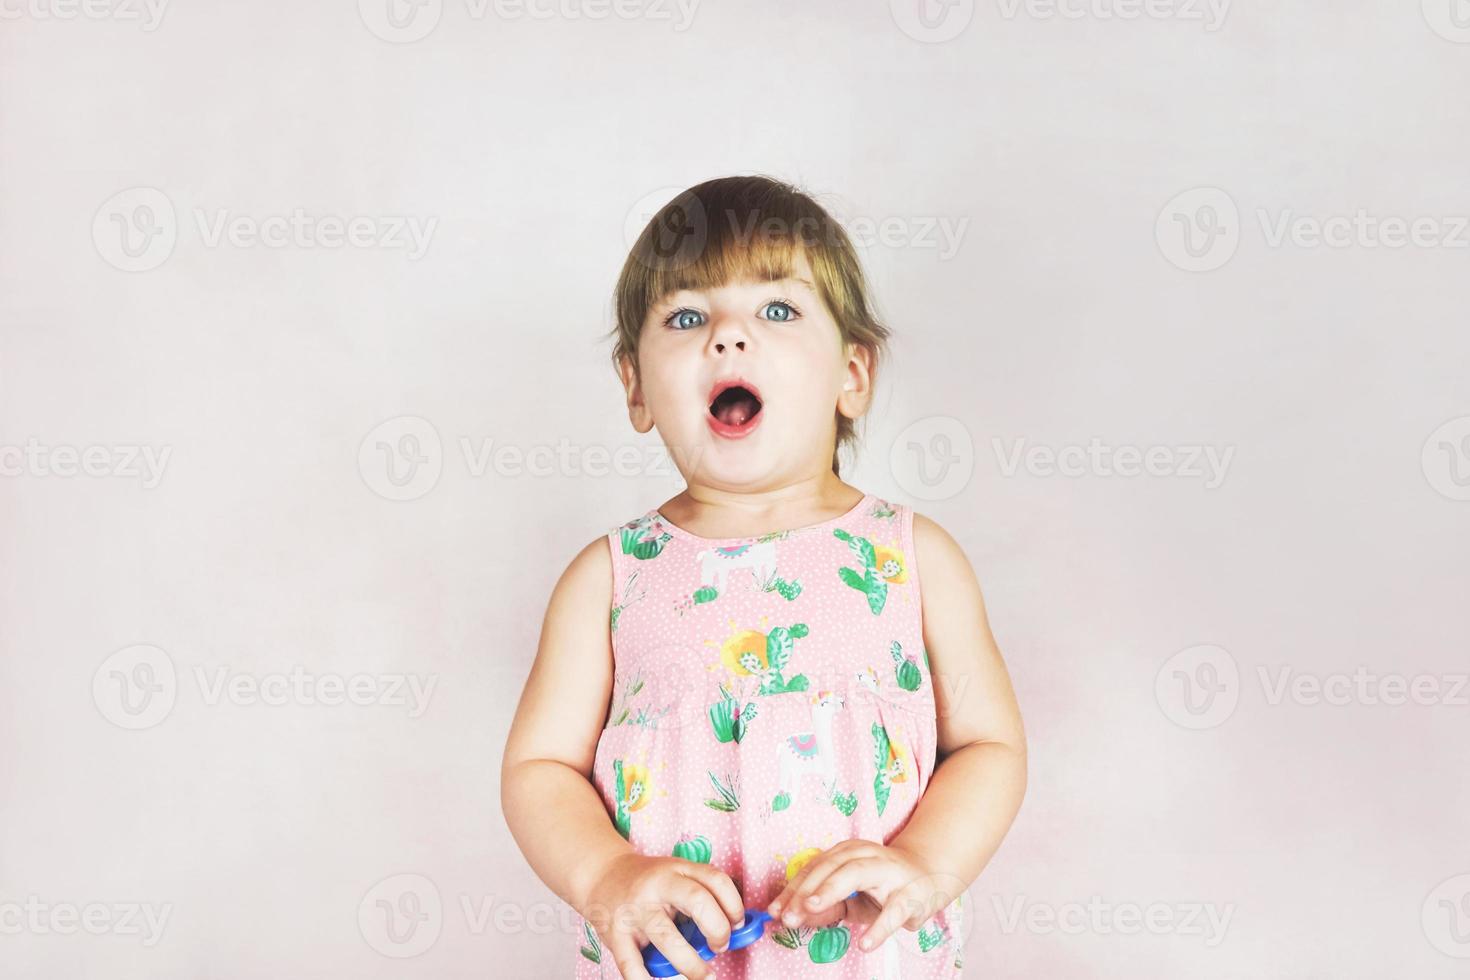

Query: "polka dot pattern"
left=573, top=493, right=966, bottom=978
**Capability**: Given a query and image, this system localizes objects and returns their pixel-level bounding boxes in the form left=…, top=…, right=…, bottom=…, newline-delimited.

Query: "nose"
left=706, top=311, right=750, bottom=354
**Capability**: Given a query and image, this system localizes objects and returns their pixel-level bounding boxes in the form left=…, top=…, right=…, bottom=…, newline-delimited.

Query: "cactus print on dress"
left=573, top=493, right=966, bottom=978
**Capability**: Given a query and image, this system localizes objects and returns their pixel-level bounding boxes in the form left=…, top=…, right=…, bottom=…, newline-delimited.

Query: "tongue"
left=715, top=394, right=758, bottom=427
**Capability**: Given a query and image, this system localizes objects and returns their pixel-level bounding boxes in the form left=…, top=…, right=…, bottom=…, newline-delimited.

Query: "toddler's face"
left=621, top=251, right=869, bottom=490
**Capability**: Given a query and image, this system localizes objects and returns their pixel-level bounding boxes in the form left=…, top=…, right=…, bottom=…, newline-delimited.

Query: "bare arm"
left=887, top=511, right=1028, bottom=888
left=500, top=537, right=743, bottom=980
left=500, top=536, right=631, bottom=912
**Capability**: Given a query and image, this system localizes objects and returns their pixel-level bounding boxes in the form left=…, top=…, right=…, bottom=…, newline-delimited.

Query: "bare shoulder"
left=910, top=508, right=1022, bottom=750
left=912, top=510, right=988, bottom=612
left=553, top=533, right=615, bottom=607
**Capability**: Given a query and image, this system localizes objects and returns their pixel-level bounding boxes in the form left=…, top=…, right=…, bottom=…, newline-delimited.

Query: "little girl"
left=502, top=176, right=1026, bottom=979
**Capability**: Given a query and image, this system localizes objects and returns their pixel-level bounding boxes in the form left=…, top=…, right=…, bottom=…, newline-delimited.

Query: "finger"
left=772, top=840, right=874, bottom=919
left=801, top=857, right=893, bottom=917
left=681, top=862, right=746, bottom=927
left=857, top=886, right=915, bottom=953
left=643, top=909, right=710, bottom=980
left=668, top=876, right=733, bottom=955
left=607, top=932, right=654, bottom=980
left=774, top=853, right=842, bottom=926
left=785, top=846, right=879, bottom=921
left=793, top=846, right=882, bottom=922
left=798, top=896, right=849, bottom=929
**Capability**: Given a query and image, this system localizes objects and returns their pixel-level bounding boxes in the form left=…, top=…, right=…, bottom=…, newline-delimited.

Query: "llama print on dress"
left=582, top=493, right=963, bottom=978
left=685, top=539, right=803, bottom=607
left=772, top=690, right=845, bottom=813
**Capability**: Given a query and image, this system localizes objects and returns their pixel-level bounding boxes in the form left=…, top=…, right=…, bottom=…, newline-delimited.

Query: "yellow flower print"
left=720, top=629, right=770, bottom=676
left=884, top=738, right=911, bottom=783
left=780, top=846, right=823, bottom=880
left=873, top=544, right=908, bottom=584
left=623, top=763, right=655, bottom=811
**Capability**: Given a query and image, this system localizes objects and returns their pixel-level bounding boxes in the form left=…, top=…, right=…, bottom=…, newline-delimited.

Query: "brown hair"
left=608, top=175, right=891, bottom=476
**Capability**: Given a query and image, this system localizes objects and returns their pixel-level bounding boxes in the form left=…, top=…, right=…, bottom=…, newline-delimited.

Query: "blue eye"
left=660, top=297, right=804, bottom=331
left=761, top=300, right=800, bottom=322
left=666, top=308, right=705, bottom=331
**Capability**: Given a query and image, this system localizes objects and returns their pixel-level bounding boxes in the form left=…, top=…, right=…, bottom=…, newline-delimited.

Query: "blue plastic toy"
left=640, top=892, right=859, bottom=977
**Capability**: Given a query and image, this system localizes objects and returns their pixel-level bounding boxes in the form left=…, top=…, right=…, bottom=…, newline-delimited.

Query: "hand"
left=579, top=852, right=745, bottom=980
left=766, top=839, right=961, bottom=952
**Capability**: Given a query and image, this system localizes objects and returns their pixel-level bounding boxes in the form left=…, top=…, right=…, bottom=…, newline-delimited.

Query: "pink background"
left=2, top=2, right=1467, bottom=977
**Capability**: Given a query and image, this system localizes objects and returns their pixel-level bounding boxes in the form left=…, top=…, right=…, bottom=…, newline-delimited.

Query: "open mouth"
left=707, top=379, right=763, bottom=436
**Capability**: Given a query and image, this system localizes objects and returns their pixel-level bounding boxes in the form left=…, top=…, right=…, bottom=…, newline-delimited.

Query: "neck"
left=662, top=473, right=864, bottom=537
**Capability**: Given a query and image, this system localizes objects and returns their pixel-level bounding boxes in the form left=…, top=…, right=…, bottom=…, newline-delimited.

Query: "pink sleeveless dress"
left=572, top=492, right=967, bottom=979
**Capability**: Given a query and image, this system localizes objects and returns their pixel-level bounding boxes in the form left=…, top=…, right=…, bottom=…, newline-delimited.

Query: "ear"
left=617, top=354, right=656, bottom=434
left=836, top=341, right=875, bottom=421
